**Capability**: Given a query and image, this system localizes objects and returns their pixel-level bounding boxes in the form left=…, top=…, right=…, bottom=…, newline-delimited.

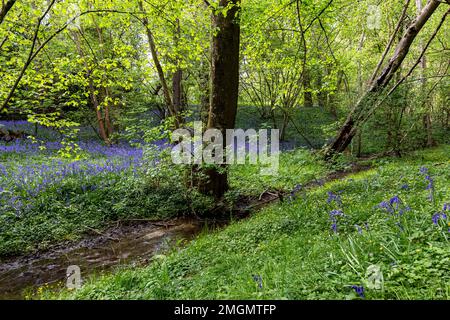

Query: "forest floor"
left=0, top=157, right=368, bottom=299
left=0, top=120, right=329, bottom=298
left=40, top=145, right=450, bottom=300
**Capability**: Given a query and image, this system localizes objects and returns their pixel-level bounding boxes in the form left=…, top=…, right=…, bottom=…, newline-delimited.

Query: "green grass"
left=229, top=147, right=327, bottom=194
left=43, top=145, right=450, bottom=300
left=0, top=146, right=327, bottom=257
left=0, top=151, right=210, bottom=257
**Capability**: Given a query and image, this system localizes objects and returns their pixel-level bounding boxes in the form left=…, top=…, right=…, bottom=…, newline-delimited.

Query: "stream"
left=0, top=218, right=206, bottom=299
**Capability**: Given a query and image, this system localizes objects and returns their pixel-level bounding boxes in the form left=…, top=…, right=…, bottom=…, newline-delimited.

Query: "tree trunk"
left=172, top=18, right=184, bottom=115
left=0, top=0, right=16, bottom=25
left=416, top=0, right=434, bottom=147
left=199, top=61, right=210, bottom=125
left=172, top=69, right=183, bottom=114
left=303, top=68, right=313, bottom=107
left=199, top=0, right=241, bottom=198
left=138, top=1, right=180, bottom=127
left=88, top=77, right=110, bottom=144
left=326, top=0, right=441, bottom=158
left=316, top=69, right=327, bottom=108
left=0, top=0, right=56, bottom=113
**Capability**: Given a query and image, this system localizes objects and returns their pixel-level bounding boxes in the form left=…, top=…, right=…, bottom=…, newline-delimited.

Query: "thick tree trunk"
left=199, top=0, right=240, bottom=198
left=172, top=69, right=183, bottom=113
left=199, top=61, right=210, bottom=125
left=326, top=0, right=441, bottom=158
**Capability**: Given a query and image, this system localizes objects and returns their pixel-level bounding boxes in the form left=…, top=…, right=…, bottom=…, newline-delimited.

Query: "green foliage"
left=45, top=145, right=450, bottom=300
left=0, top=151, right=214, bottom=257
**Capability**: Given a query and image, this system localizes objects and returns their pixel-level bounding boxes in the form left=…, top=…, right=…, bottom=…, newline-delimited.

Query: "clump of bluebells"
left=377, top=195, right=411, bottom=216
left=432, top=203, right=450, bottom=233
left=327, top=191, right=343, bottom=207
left=351, top=285, right=365, bottom=299
left=377, top=195, right=411, bottom=231
left=401, top=183, right=409, bottom=190
left=329, top=209, right=345, bottom=233
left=326, top=191, right=349, bottom=233
left=419, top=166, right=435, bottom=202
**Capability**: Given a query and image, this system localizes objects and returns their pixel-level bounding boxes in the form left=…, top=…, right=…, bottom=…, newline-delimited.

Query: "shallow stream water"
left=0, top=219, right=204, bottom=299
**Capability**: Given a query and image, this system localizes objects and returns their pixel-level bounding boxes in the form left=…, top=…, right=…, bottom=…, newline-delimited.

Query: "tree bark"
left=0, top=0, right=56, bottom=112
left=326, top=0, right=441, bottom=158
left=416, top=0, right=434, bottom=147
left=199, top=61, right=210, bottom=125
left=0, top=0, right=16, bottom=25
left=303, top=68, right=313, bottom=107
left=72, top=30, right=111, bottom=145
left=172, top=18, right=184, bottom=115
left=199, top=0, right=241, bottom=198
left=138, top=1, right=180, bottom=127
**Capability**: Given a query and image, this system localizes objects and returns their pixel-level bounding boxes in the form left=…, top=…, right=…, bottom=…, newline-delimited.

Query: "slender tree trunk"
left=0, top=0, right=57, bottom=112
left=328, top=69, right=342, bottom=119
left=303, top=68, right=313, bottom=107
left=354, top=31, right=365, bottom=157
left=199, top=0, right=241, bottom=198
left=416, top=0, right=434, bottom=147
left=280, top=112, right=289, bottom=141
left=104, top=88, right=113, bottom=137
left=138, top=1, right=180, bottom=126
left=316, top=69, right=327, bottom=108
left=172, top=18, right=184, bottom=115
left=326, top=0, right=441, bottom=158
left=0, top=0, right=16, bottom=25
left=72, top=30, right=110, bottom=145
left=88, top=77, right=110, bottom=144
left=94, top=22, right=114, bottom=139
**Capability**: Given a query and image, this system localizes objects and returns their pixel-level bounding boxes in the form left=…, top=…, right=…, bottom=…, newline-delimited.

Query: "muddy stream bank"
left=0, top=218, right=208, bottom=299
left=0, top=163, right=371, bottom=300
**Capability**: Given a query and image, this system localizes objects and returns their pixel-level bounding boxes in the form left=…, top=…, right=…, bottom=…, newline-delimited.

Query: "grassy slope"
left=46, top=145, right=450, bottom=300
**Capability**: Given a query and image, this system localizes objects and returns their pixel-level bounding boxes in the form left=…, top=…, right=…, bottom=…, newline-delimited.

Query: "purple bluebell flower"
left=327, top=191, right=342, bottom=206
left=329, top=210, right=344, bottom=233
left=378, top=201, right=394, bottom=214
left=331, top=222, right=337, bottom=233
left=252, top=275, right=263, bottom=289
left=399, top=206, right=411, bottom=216
left=432, top=213, right=447, bottom=225
left=351, top=285, right=365, bottom=299
left=389, top=195, right=401, bottom=209
left=329, top=209, right=344, bottom=218
left=401, top=184, right=409, bottom=190
left=425, top=176, right=434, bottom=190
left=419, top=166, right=428, bottom=174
